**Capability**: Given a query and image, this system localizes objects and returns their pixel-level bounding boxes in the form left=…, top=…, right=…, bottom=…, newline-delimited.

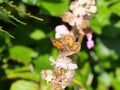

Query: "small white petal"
left=89, top=6, right=97, bottom=13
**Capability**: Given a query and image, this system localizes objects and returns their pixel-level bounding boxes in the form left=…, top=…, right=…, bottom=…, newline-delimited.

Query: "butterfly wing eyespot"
left=50, top=38, right=63, bottom=51
left=71, top=42, right=80, bottom=52
left=62, top=34, right=75, bottom=47
left=65, top=37, right=74, bottom=47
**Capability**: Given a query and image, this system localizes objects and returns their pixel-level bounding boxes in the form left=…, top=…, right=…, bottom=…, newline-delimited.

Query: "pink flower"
left=87, top=33, right=92, bottom=41
left=55, top=25, right=69, bottom=38
left=49, top=55, right=78, bottom=70
left=86, top=33, right=94, bottom=49
left=86, top=40, right=94, bottom=49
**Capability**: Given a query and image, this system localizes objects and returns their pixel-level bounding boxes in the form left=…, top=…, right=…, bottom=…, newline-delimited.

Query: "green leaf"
left=96, top=84, right=108, bottom=90
left=22, top=0, right=37, bottom=5
left=94, top=39, right=118, bottom=60
left=29, top=29, right=46, bottom=40
left=9, top=45, right=38, bottom=64
left=90, top=6, right=110, bottom=34
left=7, top=72, right=39, bottom=82
left=5, top=65, right=40, bottom=82
left=10, top=80, right=39, bottom=90
left=94, top=64, right=102, bottom=73
left=98, top=72, right=111, bottom=86
left=33, top=54, right=53, bottom=73
left=4, top=66, right=40, bottom=82
left=115, top=68, right=120, bottom=82
left=112, top=77, right=120, bottom=90
left=74, top=70, right=86, bottom=86
left=80, top=62, right=91, bottom=76
left=90, top=0, right=116, bottom=34
left=78, top=51, right=89, bottom=62
left=110, top=2, right=120, bottom=16
left=0, top=45, right=5, bottom=53
left=38, top=0, right=70, bottom=16
left=0, top=0, right=4, bottom=3
left=90, top=19, right=102, bottom=34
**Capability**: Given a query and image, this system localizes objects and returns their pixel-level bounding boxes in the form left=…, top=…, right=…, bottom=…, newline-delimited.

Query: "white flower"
left=55, top=25, right=69, bottom=39
left=78, top=0, right=87, bottom=5
left=89, top=6, right=97, bottom=13
left=73, top=6, right=87, bottom=16
left=41, top=70, right=53, bottom=83
left=49, top=55, right=78, bottom=70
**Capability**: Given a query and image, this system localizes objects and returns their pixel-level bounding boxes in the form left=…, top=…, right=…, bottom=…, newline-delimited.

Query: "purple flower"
left=86, top=33, right=94, bottom=49
left=86, top=40, right=94, bottom=49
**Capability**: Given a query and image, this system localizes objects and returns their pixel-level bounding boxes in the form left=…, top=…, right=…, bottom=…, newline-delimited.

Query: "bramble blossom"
left=41, top=0, right=97, bottom=89
left=62, top=0, right=97, bottom=30
left=41, top=70, right=53, bottom=83
left=55, top=24, right=69, bottom=38
left=49, top=55, right=78, bottom=70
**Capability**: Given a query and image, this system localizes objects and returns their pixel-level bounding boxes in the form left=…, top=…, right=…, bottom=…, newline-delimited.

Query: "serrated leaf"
left=10, top=80, right=39, bottom=90
left=9, top=45, right=38, bottom=64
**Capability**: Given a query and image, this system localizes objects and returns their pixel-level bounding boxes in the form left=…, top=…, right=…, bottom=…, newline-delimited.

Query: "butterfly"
left=50, top=34, right=81, bottom=56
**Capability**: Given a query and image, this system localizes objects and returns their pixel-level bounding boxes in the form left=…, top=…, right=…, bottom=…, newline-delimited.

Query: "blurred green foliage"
left=0, top=0, right=120, bottom=90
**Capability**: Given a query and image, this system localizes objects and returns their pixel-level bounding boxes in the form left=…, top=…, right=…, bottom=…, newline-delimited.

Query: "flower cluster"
left=41, top=0, right=97, bottom=90
left=41, top=54, right=77, bottom=89
left=61, top=0, right=97, bottom=29
left=50, top=55, right=77, bottom=70
left=60, top=0, right=97, bottom=49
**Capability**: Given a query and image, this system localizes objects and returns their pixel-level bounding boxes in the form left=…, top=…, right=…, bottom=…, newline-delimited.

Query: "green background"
left=0, top=0, right=120, bottom=90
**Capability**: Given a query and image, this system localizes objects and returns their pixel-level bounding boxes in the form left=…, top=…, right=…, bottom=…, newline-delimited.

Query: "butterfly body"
left=51, top=34, right=81, bottom=56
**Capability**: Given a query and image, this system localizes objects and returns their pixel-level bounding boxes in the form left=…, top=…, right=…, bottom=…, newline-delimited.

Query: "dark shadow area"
left=100, top=14, right=120, bottom=55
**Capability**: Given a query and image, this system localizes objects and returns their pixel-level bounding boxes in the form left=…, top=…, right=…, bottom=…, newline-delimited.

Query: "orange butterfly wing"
left=50, top=38, right=63, bottom=51
left=62, top=34, right=75, bottom=47
left=71, top=42, right=80, bottom=52
left=51, top=34, right=81, bottom=56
